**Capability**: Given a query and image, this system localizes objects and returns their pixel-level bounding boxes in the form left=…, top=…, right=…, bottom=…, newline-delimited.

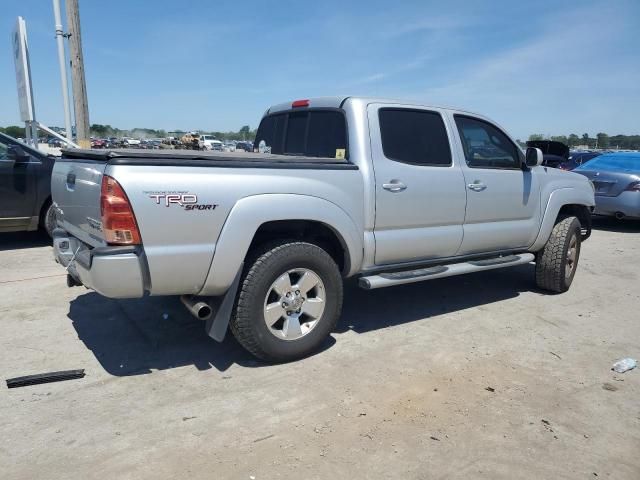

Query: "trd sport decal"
left=145, top=192, right=218, bottom=211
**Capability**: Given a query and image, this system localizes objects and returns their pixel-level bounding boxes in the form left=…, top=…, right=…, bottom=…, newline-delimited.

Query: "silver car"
left=574, top=152, right=640, bottom=219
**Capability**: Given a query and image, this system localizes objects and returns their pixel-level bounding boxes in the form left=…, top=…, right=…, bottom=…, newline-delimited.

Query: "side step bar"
left=359, top=253, right=535, bottom=290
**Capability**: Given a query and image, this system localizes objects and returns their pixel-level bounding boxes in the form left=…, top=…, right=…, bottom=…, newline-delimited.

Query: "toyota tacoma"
left=52, top=97, right=595, bottom=362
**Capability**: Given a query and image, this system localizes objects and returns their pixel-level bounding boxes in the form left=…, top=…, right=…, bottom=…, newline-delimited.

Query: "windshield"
left=0, top=132, right=41, bottom=157
left=575, top=153, right=640, bottom=172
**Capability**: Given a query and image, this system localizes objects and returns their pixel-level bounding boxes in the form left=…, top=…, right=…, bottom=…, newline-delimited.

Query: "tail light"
left=100, top=175, right=141, bottom=245
left=292, top=99, right=310, bottom=108
left=624, top=181, right=640, bottom=192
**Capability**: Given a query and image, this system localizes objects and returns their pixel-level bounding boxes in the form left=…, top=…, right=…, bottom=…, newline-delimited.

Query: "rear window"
left=378, top=109, right=452, bottom=166
left=255, top=110, right=347, bottom=158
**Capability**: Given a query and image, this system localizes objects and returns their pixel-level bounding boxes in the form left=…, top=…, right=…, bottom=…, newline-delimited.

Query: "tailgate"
left=52, top=159, right=107, bottom=246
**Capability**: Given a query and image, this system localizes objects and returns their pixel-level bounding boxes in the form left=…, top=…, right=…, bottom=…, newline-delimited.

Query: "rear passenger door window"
left=378, top=108, right=452, bottom=166
left=454, top=115, right=522, bottom=169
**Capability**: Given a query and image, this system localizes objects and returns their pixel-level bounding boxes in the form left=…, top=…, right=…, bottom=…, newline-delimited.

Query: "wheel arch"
left=198, top=194, right=363, bottom=296
left=558, top=203, right=592, bottom=240
left=248, top=220, right=351, bottom=274
left=530, top=188, right=594, bottom=251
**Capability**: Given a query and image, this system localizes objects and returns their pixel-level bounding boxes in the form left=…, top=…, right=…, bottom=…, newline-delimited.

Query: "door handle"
left=467, top=182, right=487, bottom=192
left=382, top=181, right=407, bottom=192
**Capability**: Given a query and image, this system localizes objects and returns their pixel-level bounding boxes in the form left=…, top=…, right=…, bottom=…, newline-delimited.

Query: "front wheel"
left=41, top=202, right=57, bottom=238
left=230, top=241, right=343, bottom=362
left=535, top=216, right=582, bottom=293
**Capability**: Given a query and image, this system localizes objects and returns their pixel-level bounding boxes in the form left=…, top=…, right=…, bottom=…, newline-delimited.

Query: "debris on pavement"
left=485, top=386, right=495, bottom=392
left=253, top=434, right=275, bottom=443
left=6, top=369, right=85, bottom=389
left=612, top=358, right=636, bottom=373
left=602, top=383, right=618, bottom=392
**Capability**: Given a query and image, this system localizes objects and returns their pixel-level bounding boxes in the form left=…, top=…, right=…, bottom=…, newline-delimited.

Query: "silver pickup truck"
left=52, top=97, right=595, bottom=362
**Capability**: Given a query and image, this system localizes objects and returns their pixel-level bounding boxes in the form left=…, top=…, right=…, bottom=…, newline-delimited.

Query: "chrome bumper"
left=53, top=228, right=146, bottom=298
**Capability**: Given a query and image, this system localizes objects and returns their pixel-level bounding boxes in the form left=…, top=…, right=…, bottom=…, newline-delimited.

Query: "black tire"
left=230, top=241, right=343, bottom=362
left=40, top=202, right=57, bottom=238
left=535, top=216, right=582, bottom=293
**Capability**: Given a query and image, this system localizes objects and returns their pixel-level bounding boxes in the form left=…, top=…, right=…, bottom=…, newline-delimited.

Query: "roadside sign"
left=13, top=17, right=36, bottom=122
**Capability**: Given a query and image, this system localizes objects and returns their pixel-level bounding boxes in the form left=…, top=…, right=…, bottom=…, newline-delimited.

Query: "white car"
left=223, top=141, right=236, bottom=152
left=199, top=135, right=222, bottom=151
left=122, top=137, right=141, bottom=147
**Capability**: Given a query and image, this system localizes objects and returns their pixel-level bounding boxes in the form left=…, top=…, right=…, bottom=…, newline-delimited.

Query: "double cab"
left=52, top=97, right=595, bottom=362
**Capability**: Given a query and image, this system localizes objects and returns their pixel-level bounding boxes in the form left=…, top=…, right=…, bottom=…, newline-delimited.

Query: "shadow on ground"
left=68, top=264, right=535, bottom=376
left=337, top=264, right=534, bottom=334
left=0, top=230, right=50, bottom=251
left=591, top=216, right=640, bottom=233
left=68, top=293, right=261, bottom=375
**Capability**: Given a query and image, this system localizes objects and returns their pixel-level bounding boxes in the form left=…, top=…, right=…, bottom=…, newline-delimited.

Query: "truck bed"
left=60, top=149, right=357, bottom=170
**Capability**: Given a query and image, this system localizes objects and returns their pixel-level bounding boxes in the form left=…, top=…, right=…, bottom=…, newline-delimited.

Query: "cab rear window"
left=255, top=110, right=347, bottom=158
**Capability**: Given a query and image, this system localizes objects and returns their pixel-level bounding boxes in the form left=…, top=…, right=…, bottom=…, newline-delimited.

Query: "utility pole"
left=52, top=0, right=73, bottom=142
left=65, top=0, right=90, bottom=148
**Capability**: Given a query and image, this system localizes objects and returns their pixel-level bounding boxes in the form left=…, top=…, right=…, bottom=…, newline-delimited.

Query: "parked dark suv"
left=559, top=151, right=601, bottom=171
left=235, top=141, right=253, bottom=152
left=0, top=132, right=57, bottom=237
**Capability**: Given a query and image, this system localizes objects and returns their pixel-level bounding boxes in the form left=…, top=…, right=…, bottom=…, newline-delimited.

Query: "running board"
left=358, top=253, right=535, bottom=290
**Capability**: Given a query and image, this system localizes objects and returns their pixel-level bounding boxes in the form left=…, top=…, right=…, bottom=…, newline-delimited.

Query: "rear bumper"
left=594, top=192, right=640, bottom=218
left=53, top=228, right=146, bottom=298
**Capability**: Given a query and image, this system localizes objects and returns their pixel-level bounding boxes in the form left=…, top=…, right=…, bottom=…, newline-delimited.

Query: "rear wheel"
left=535, top=216, right=582, bottom=293
left=230, top=241, right=343, bottom=362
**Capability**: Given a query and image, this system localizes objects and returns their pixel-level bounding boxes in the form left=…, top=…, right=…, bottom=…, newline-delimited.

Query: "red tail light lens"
left=292, top=99, right=310, bottom=108
left=624, top=181, right=640, bottom=192
left=100, top=175, right=141, bottom=245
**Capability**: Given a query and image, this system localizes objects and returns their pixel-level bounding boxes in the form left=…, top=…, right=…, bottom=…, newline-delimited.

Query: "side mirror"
left=525, top=147, right=544, bottom=167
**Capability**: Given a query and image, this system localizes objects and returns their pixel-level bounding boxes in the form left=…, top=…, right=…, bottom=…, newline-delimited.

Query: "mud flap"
left=204, top=264, right=243, bottom=342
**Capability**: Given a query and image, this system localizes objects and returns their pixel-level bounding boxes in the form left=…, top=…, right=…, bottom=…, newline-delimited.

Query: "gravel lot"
left=1, top=219, right=639, bottom=480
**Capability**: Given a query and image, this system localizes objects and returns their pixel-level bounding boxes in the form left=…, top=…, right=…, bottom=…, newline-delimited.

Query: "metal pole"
left=52, top=0, right=73, bottom=143
left=34, top=121, right=79, bottom=148
left=66, top=0, right=90, bottom=148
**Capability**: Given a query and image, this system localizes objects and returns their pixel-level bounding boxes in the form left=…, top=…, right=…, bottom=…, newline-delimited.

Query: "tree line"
left=526, top=133, right=640, bottom=150
left=0, top=125, right=26, bottom=138
left=3, top=124, right=638, bottom=149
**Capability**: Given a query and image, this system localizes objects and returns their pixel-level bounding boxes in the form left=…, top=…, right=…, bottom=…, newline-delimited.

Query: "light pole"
left=66, top=0, right=90, bottom=148
left=52, top=0, right=73, bottom=142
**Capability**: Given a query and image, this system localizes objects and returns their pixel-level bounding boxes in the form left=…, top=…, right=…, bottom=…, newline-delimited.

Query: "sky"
left=1, top=0, right=638, bottom=139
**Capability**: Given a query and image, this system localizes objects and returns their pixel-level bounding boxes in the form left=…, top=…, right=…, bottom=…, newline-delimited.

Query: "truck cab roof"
left=266, top=96, right=485, bottom=118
